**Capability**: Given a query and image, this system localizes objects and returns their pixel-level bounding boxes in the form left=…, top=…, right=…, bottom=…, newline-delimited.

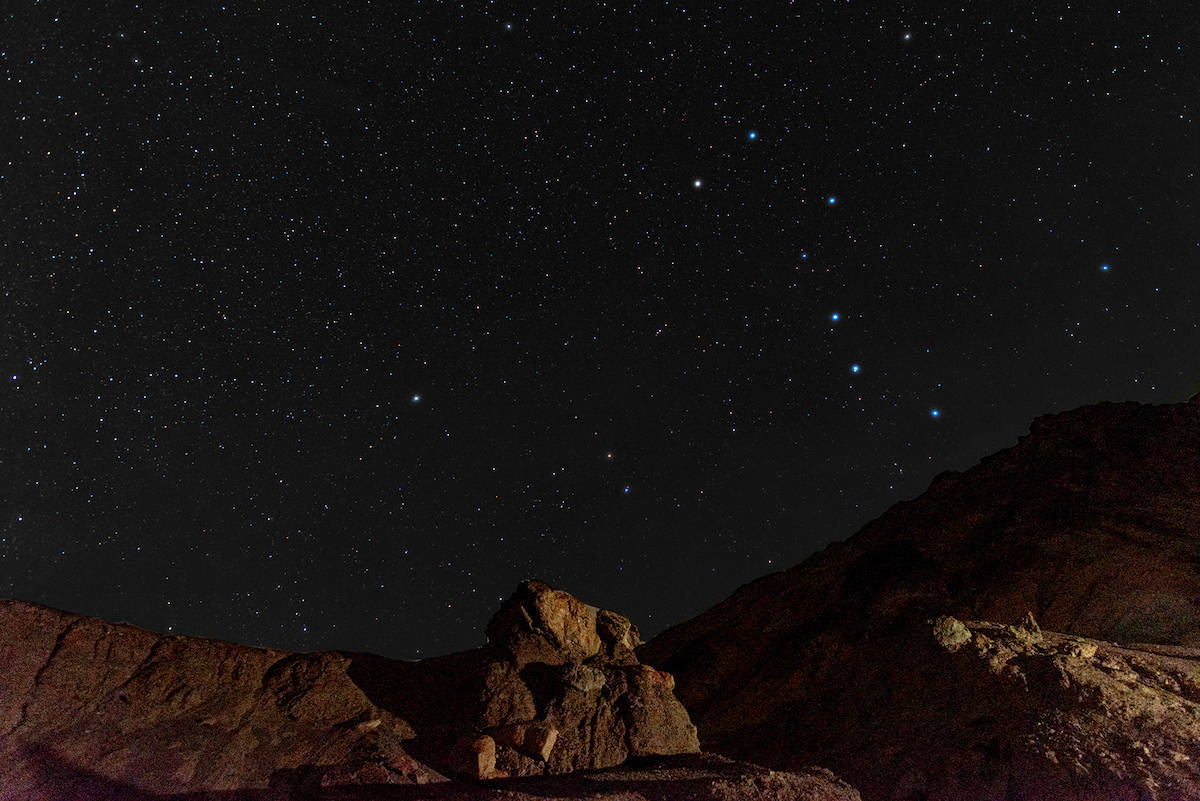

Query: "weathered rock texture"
left=917, top=617, right=1200, bottom=800
left=642, top=395, right=1200, bottom=800
left=802, top=614, right=1200, bottom=800
left=0, top=582, right=708, bottom=799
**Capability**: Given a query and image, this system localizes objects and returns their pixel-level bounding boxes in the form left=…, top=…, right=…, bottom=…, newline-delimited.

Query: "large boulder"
left=486, top=580, right=642, bottom=667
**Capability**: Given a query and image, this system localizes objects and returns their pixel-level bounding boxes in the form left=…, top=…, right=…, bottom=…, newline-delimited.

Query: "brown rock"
left=486, top=580, right=603, bottom=668
left=494, top=741, right=545, bottom=777
left=476, top=658, right=537, bottom=728
left=0, top=600, right=447, bottom=797
left=597, top=608, right=642, bottom=660
left=448, top=734, right=504, bottom=780
left=492, top=720, right=558, bottom=761
left=562, top=661, right=607, bottom=693
left=625, top=664, right=699, bottom=757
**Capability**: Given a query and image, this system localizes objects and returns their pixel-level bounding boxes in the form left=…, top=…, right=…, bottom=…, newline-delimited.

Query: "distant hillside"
left=641, top=396, right=1200, bottom=800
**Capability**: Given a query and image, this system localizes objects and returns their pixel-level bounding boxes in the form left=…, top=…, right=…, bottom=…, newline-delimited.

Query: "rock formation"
left=356, top=579, right=699, bottom=780
left=1, top=582, right=741, bottom=799
left=0, top=581, right=859, bottom=799
left=641, top=395, right=1200, bottom=799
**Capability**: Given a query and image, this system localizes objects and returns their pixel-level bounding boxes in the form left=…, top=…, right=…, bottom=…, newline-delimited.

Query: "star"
left=693, top=178, right=703, bottom=189
left=747, top=130, right=758, bottom=141
left=830, top=313, right=840, bottom=322
left=411, top=394, right=421, bottom=403
left=1100, top=263, right=1111, bottom=272
left=930, top=408, right=941, bottom=418
left=827, top=196, right=837, bottom=205
left=622, top=486, right=631, bottom=494
left=850, top=364, right=861, bottom=374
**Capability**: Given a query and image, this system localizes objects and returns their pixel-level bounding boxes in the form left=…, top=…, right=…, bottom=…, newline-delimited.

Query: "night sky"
left=4, top=3, right=1199, bottom=658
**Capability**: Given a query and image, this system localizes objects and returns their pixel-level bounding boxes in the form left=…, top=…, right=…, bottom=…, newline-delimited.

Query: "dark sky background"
left=4, top=3, right=1199, bottom=658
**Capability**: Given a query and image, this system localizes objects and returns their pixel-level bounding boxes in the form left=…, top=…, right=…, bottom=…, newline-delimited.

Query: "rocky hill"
left=641, top=395, right=1200, bottom=799
left=0, top=581, right=857, bottom=800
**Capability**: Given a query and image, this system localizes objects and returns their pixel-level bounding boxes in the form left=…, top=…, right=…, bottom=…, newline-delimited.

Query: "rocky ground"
left=11, top=752, right=861, bottom=800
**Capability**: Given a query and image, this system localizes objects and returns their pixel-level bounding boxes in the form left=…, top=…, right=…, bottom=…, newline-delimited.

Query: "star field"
left=3, top=3, right=1199, bottom=657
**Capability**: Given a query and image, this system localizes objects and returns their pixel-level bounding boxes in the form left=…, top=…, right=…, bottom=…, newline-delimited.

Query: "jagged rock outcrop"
left=0, top=599, right=443, bottom=797
left=642, top=395, right=1200, bottom=800
left=0, top=582, right=718, bottom=799
left=376, top=580, right=699, bottom=779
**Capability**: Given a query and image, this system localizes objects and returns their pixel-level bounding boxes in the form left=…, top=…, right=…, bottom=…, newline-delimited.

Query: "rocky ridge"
left=0, top=581, right=855, bottom=800
left=641, top=395, right=1200, bottom=800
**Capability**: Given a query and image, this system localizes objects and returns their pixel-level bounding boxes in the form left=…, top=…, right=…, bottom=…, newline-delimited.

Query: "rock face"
left=0, top=599, right=444, bottom=797
left=641, top=396, right=1200, bottom=800
left=0, top=582, right=706, bottom=798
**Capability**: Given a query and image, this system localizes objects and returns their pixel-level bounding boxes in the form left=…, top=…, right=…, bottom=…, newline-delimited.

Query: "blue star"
left=411, top=394, right=421, bottom=403
left=850, top=364, right=861, bottom=374
left=1100, top=263, right=1111, bottom=273
left=747, top=130, right=758, bottom=141
left=930, top=408, right=941, bottom=418
left=827, top=196, right=837, bottom=205
left=831, top=312, right=840, bottom=322
left=622, top=486, right=631, bottom=494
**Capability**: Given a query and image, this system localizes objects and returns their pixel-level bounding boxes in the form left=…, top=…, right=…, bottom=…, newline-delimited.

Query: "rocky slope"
left=641, top=395, right=1200, bottom=800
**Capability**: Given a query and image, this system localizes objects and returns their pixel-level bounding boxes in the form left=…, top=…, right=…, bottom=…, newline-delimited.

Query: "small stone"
left=931, top=616, right=972, bottom=653
left=448, top=734, right=499, bottom=780
left=1067, top=640, right=1098, bottom=660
